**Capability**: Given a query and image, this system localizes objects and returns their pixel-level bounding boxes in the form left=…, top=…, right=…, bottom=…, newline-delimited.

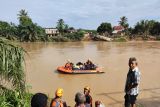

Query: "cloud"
left=0, top=0, right=159, bottom=29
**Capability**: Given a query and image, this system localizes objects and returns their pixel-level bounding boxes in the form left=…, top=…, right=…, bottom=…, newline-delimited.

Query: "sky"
left=0, top=0, right=160, bottom=29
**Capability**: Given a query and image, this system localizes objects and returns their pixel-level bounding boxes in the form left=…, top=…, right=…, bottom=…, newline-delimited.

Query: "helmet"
left=84, top=86, right=90, bottom=91
left=56, top=88, right=63, bottom=97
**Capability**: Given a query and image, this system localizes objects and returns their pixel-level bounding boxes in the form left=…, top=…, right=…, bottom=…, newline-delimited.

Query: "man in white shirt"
left=124, top=57, right=140, bottom=107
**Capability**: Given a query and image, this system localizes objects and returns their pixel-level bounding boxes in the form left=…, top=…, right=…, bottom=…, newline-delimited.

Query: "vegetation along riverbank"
left=0, top=9, right=160, bottom=42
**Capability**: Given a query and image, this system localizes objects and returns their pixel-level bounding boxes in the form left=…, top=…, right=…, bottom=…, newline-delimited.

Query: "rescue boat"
left=57, top=66, right=104, bottom=74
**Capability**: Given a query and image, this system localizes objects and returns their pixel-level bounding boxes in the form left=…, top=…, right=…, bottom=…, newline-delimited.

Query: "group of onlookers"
left=65, top=59, right=97, bottom=70
left=31, top=86, right=104, bottom=107
left=31, top=57, right=141, bottom=107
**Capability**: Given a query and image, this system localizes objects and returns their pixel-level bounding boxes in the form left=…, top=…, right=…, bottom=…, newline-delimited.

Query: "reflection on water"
left=22, top=42, right=160, bottom=107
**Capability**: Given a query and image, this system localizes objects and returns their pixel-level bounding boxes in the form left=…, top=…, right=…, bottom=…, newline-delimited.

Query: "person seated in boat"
left=73, top=64, right=80, bottom=70
left=85, top=59, right=97, bottom=70
left=84, top=62, right=90, bottom=70
left=65, top=59, right=73, bottom=70
left=76, top=62, right=84, bottom=70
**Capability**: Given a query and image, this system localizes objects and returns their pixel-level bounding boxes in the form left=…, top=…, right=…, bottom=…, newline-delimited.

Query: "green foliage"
left=56, top=19, right=66, bottom=34
left=81, top=29, right=97, bottom=35
left=0, top=88, right=32, bottom=107
left=0, top=38, right=25, bottom=91
left=149, top=21, right=160, bottom=35
left=51, top=36, right=69, bottom=42
left=64, top=31, right=84, bottom=41
left=132, top=20, right=160, bottom=36
left=97, top=22, right=112, bottom=35
left=118, top=16, right=129, bottom=29
left=17, top=9, right=45, bottom=42
left=0, top=21, right=17, bottom=40
left=156, top=36, right=160, bottom=40
left=113, top=37, right=127, bottom=42
left=0, top=38, right=32, bottom=107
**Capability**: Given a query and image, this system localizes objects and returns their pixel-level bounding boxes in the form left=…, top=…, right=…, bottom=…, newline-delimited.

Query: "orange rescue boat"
left=57, top=66, right=104, bottom=74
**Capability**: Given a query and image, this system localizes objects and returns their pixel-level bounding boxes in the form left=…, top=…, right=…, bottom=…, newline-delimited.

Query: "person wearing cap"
left=50, top=88, right=67, bottom=107
left=84, top=86, right=92, bottom=107
left=31, top=93, right=48, bottom=107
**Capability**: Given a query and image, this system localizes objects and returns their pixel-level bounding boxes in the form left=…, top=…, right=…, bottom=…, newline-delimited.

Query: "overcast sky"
left=0, top=0, right=160, bottom=29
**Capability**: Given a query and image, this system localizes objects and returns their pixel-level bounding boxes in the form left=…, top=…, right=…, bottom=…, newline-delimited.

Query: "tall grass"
left=0, top=38, right=32, bottom=107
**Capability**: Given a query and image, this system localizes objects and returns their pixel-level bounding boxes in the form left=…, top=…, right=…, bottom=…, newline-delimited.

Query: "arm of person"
left=51, top=101, right=57, bottom=107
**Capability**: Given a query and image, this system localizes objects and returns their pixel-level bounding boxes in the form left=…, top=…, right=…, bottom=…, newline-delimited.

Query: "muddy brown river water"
left=22, top=42, right=160, bottom=107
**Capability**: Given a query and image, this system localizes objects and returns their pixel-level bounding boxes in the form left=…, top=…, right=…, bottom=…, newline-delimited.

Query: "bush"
left=51, top=36, right=69, bottom=42
left=156, top=36, right=160, bottom=40
left=64, top=31, right=84, bottom=41
left=113, top=37, right=127, bottom=42
left=0, top=89, right=32, bottom=107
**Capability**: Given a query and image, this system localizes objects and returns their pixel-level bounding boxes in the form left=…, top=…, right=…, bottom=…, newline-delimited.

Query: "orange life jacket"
left=65, top=63, right=72, bottom=70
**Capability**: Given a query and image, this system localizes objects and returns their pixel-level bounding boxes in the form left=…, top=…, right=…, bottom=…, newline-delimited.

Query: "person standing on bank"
left=84, top=86, right=92, bottom=107
left=124, top=57, right=141, bottom=107
left=50, top=88, right=67, bottom=107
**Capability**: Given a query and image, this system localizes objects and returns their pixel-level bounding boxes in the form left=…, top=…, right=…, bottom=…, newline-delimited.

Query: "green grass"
left=113, top=37, right=127, bottom=42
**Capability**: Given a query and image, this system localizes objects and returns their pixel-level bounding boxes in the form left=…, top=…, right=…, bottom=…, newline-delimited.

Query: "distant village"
left=44, top=25, right=124, bottom=37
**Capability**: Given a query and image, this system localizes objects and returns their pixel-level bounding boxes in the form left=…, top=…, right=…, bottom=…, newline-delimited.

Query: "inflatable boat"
left=57, top=66, right=104, bottom=74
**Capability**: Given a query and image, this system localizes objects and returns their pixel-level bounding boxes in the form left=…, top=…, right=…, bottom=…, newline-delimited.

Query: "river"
left=22, top=41, right=160, bottom=107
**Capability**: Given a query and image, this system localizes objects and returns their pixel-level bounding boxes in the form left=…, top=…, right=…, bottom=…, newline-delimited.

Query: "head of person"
left=95, top=101, right=101, bottom=107
left=84, top=86, right=90, bottom=95
left=75, top=92, right=86, bottom=105
left=55, top=88, right=63, bottom=98
left=87, top=59, right=91, bottom=63
left=128, top=57, right=138, bottom=70
left=31, top=93, right=48, bottom=107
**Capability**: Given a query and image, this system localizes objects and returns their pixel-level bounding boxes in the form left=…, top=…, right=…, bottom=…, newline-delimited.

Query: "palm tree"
left=119, top=16, right=129, bottom=29
left=18, top=9, right=28, bottom=18
left=56, top=19, right=65, bottom=35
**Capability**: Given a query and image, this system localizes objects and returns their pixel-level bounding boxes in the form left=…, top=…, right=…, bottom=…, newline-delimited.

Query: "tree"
left=0, top=21, right=11, bottom=37
left=18, top=9, right=32, bottom=26
left=17, top=9, right=45, bottom=42
left=133, top=20, right=151, bottom=37
left=64, top=24, right=69, bottom=33
left=150, top=21, right=160, bottom=35
left=97, top=22, right=112, bottom=36
left=56, top=19, right=65, bottom=34
left=118, top=16, right=129, bottom=29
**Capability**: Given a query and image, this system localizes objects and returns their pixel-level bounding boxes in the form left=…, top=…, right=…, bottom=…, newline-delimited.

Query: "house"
left=112, top=26, right=125, bottom=36
left=45, top=28, right=59, bottom=37
left=67, top=29, right=77, bottom=33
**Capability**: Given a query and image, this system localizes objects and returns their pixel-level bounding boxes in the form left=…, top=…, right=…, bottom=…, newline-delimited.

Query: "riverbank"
left=1, top=35, right=160, bottom=43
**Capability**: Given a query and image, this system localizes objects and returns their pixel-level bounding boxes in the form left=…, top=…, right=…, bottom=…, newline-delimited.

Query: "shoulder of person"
left=134, top=67, right=140, bottom=76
